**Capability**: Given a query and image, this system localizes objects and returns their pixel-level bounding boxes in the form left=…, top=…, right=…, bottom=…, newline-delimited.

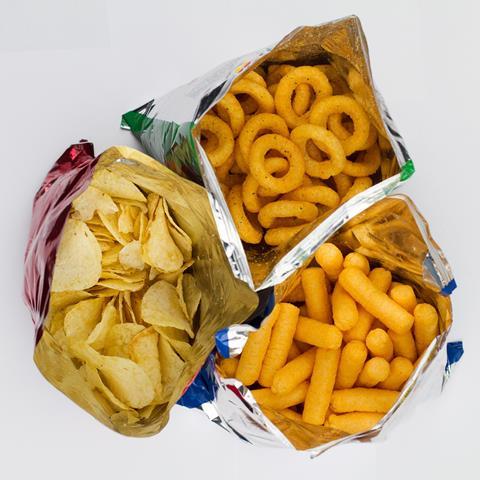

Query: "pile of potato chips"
left=47, top=164, right=202, bottom=419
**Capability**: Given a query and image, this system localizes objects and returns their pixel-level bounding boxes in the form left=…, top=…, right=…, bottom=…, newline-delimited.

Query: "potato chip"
left=129, top=327, right=162, bottom=399
left=142, top=201, right=184, bottom=272
left=104, top=323, right=145, bottom=358
left=101, top=244, right=123, bottom=267
left=182, top=273, right=202, bottom=321
left=118, top=240, right=144, bottom=270
left=158, top=335, right=185, bottom=400
left=72, top=186, right=118, bottom=221
left=91, top=168, right=146, bottom=202
left=110, top=409, right=141, bottom=426
left=81, top=345, right=155, bottom=409
left=87, top=300, right=118, bottom=350
left=82, top=363, right=129, bottom=411
left=63, top=297, right=104, bottom=345
left=162, top=199, right=192, bottom=262
left=154, top=326, right=192, bottom=361
left=87, top=287, right=119, bottom=297
left=97, top=278, right=144, bottom=292
left=51, top=218, right=102, bottom=292
left=141, top=280, right=193, bottom=337
left=98, top=211, right=129, bottom=246
left=147, top=193, right=160, bottom=220
left=116, top=198, right=148, bottom=214
left=118, top=205, right=134, bottom=234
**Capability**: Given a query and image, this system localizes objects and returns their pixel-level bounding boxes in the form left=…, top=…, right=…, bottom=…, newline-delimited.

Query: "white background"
left=1, top=0, right=479, bottom=478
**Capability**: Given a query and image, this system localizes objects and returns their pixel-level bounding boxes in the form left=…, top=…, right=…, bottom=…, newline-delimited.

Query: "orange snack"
left=390, top=284, right=417, bottom=313
left=388, top=329, right=417, bottom=363
left=368, top=268, right=392, bottom=293
left=314, top=242, right=344, bottom=280
left=326, top=412, right=383, bottom=434
left=343, top=252, right=370, bottom=275
left=330, top=388, right=399, bottom=413
left=343, top=306, right=374, bottom=343
left=413, top=303, right=439, bottom=355
left=252, top=381, right=308, bottom=410
left=356, top=357, right=390, bottom=387
left=301, top=268, right=331, bottom=323
left=378, top=357, right=414, bottom=390
left=335, top=340, right=368, bottom=389
left=366, top=328, right=394, bottom=361
left=272, top=348, right=316, bottom=395
left=294, top=316, right=342, bottom=349
left=331, top=282, right=359, bottom=331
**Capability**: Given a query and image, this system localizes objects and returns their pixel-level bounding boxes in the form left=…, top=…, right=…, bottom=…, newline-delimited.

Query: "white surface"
left=1, top=0, right=478, bottom=479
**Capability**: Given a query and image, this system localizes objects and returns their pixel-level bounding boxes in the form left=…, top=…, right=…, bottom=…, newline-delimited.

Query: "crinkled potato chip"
left=104, top=323, right=145, bottom=358
left=162, top=199, right=192, bottom=262
left=141, top=280, right=193, bottom=337
left=142, top=201, right=184, bottom=272
left=87, top=300, right=118, bottom=350
left=91, top=168, right=146, bottom=202
left=80, top=345, right=155, bottom=409
left=64, top=297, right=104, bottom=345
left=118, top=241, right=144, bottom=270
left=72, top=186, right=118, bottom=221
left=51, top=218, right=102, bottom=292
left=129, top=327, right=162, bottom=399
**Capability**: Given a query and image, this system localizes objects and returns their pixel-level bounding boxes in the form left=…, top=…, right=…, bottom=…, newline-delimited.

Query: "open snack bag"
left=198, top=196, right=461, bottom=456
left=122, top=16, right=415, bottom=291
left=23, top=142, right=258, bottom=436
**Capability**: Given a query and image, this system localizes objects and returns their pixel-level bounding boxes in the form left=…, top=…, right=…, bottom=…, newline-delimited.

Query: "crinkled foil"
left=201, top=195, right=456, bottom=456
left=122, top=16, right=414, bottom=291
left=24, top=144, right=258, bottom=436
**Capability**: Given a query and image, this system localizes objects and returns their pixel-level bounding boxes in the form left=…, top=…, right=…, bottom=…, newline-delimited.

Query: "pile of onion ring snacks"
left=217, top=244, right=439, bottom=434
left=197, top=64, right=383, bottom=247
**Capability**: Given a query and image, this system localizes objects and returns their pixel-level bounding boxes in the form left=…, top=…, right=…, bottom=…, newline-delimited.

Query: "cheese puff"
left=333, top=173, right=353, bottom=198
left=413, top=303, right=439, bottom=355
left=366, top=328, right=394, bottom=360
left=343, top=252, right=370, bottom=275
left=390, top=284, right=417, bottom=314
left=343, top=306, right=374, bottom=343
left=331, top=388, right=399, bottom=413
left=338, top=268, right=414, bottom=334
left=259, top=303, right=300, bottom=387
left=303, top=348, right=341, bottom=425
left=235, top=305, right=281, bottom=386
left=286, top=341, right=303, bottom=362
left=378, top=357, right=414, bottom=390
left=368, top=267, right=392, bottom=293
left=315, top=242, right=344, bottom=280
left=335, top=340, right=368, bottom=389
left=252, top=381, right=308, bottom=410
left=356, top=357, right=390, bottom=387
left=272, top=348, right=316, bottom=395
left=294, top=316, right=342, bottom=349
left=371, top=319, right=387, bottom=331
left=341, top=177, right=373, bottom=204
left=326, top=412, right=384, bottom=434
left=388, top=329, right=417, bottom=363
left=280, top=408, right=304, bottom=422
left=218, top=357, right=239, bottom=378
left=332, top=282, right=359, bottom=331
left=301, top=267, right=331, bottom=323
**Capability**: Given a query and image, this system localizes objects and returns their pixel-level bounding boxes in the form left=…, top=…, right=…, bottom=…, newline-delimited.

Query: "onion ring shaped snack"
left=200, top=129, right=218, bottom=154
left=290, top=124, right=346, bottom=179
left=257, top=200, right=318, bottom=229
left=238, top=113, right=289, bottom=166
left=267, top=64, right=295, bottom=85
left=249, top=134, right=305, bottom=193
left=310, top=95, right=370, bottom=155
left=198, top=115, right=234, bottom=167
left=242, top=157, right=288, bottom=213
left=233, top=141, right=249, bottom=174
left=329, top=114, right=377, bottom=151
left=214, top=153, right=235, bottom=182
left=230, top=79, right=275, bottom=114
left=292, top=84, right=313, bottom=116
left=283, top=184, right=340, bottom=209
left=275, top=66, right=333, bottom=128
left=341, top=177, right=373, bottom=204
left=343, top=143, right=381, bottom=177
left=264, top=224, right=307, bottom=246
left=243, top=70, right=267, bottom=88
left=227, top=185, right=263, bottom=244
left=216, top=93, right=245, bottom=137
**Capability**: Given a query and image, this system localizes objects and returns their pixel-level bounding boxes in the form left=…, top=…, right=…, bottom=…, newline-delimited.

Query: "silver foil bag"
left=203, top=195, right=460, bottom=456
left=122, top=16, right=414, bottom=291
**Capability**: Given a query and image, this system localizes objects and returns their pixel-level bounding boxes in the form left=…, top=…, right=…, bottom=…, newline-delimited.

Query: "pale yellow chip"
left=91, top=167, right=146, bottom=202
left=141, top=280, right=193, bottom=337
left=162, top=199, right=192, bottom=262
left=51, top=218, right=102, bottom=292
left=101, top=244, right=123, bottom=267
left=87, top=300, right=119, bottom=350
left=118, top=205, right=134, bottom=234
left=72, top=186, right=118, bottom=221
left=98, top=211, right=129, bottom=246
left=154, top=326, right=192, bottom=361
left=142, top=200, right=183, bottom=272
left=182, top=273, right=202, bottom=321
left=97, top=278, right=144, bottom=292
left=80, top=345, right=155, bottom=409
left=104, top=323, right=145, bottom=358
left=63, top=297, right=104, bottom=345
left=118, top=240, right=144, bottom=270
left=129, top=327, right=162, bottom=399
left=158, top=335, right=185, bottom=400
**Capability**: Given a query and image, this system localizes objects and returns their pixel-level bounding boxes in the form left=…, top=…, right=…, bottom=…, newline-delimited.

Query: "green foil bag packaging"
left=122, top=16, right=414, bottom=291
left=28, top=145, right=258, bottom=436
